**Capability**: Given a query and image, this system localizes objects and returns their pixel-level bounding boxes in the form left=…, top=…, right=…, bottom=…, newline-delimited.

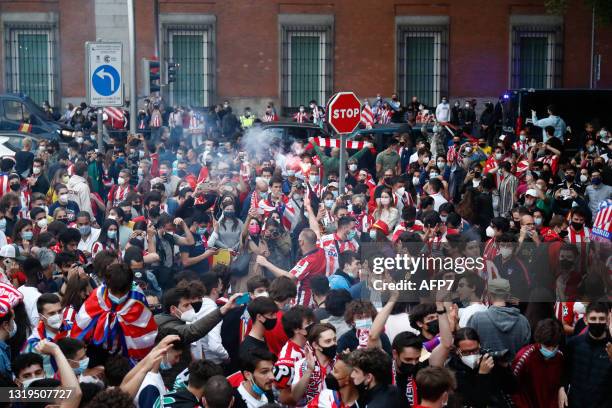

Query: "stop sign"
left=327, top=92, right=361, bottom=134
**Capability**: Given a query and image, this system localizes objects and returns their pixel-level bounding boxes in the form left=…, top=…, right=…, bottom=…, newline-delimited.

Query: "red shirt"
left=290, top=248, right=327, bottom=306
left=263, top=310, right=288, bottom=356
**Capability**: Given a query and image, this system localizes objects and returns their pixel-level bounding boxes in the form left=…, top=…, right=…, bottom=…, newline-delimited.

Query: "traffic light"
left=167, top=62, right=179, bottom=83
left=142, top=59, right=160, bottom=95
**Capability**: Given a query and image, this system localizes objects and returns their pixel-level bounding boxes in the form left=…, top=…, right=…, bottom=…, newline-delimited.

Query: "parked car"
left=0, top=93, right=74, bottom=142
left=0, top=131, right=47, bottom=157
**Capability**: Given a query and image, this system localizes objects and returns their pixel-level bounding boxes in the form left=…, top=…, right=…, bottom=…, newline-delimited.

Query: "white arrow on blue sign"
left=86, top=42, right=123, bottom=107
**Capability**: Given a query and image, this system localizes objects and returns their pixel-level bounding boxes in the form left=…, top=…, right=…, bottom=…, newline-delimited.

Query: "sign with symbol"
left=327, top=92, right=361, bottom=134
left=85, top=42, right=123, bottom=107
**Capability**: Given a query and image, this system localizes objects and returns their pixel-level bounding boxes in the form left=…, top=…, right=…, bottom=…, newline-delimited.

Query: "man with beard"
left=234, top=348, right=277, bottom=408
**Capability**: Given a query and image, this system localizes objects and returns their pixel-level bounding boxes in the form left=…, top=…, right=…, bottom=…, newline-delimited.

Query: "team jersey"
left=318, top=234, right=359, bottom=277
left=292, top=356, right=335, bottom=408
left=274, top=339, right=305, bottom=389
left=307, top=389, right=351, bottom=408
left=290, top=248, right=327, bottom=307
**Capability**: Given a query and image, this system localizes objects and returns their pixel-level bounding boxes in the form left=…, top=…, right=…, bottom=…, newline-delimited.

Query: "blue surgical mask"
left=160, top=358, right=172, bottom=371
left=74, top=357, right=89, bottom=375
left=22, top=231, right=33, bottom=241
left=79, top=225, right=92, bottom=236
left=107, top=230, right=117, bottom=239
left=0, top=219, right=6, bottom=232
left=539, top=345, right=558, bottom=359
left=250, top=378, right=265, bottom=396
left=108, top=292, right=128, bottom=305
left=347, top=230, right=356, bottom=241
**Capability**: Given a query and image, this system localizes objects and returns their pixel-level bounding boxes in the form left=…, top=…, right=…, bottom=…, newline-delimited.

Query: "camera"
left=481, top=348, right=509, bottom=362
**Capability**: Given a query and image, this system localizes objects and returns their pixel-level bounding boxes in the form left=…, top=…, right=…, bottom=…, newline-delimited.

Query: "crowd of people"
left=0, top=93, right=610, bottom=408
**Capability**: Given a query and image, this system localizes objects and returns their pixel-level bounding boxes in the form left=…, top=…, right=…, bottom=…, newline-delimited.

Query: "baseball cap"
left=525, top=189, right=537, bottom=197
left=488, top=278, right=511, bottom=297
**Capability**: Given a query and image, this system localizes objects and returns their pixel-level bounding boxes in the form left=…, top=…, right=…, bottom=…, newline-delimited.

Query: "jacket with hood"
left=466, top=306, right=531, bottom=359
left=154, top=308, right=223, bottom=345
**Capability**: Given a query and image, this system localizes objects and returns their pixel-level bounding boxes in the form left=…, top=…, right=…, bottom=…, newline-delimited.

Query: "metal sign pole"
left=338, top=133, right=347, bottom=194
left=127, top=0, right=137, bottom=135
left=97, top=108, right=105, bottom=154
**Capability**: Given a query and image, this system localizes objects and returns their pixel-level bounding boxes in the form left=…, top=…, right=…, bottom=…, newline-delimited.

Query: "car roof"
left=0, top=131, right=46, bottom=140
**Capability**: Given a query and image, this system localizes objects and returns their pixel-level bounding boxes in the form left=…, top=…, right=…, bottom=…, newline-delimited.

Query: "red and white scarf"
left=312, top=137, right=367, bottom=150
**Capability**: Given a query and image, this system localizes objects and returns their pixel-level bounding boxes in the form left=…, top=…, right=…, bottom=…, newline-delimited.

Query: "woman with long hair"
left=91, top=219, right=120, bottom=259
left=7, top=302, right=32, bottom=358
left=11, top=219, right=34, bottom=256
left=209, top=202, right=243, bottom=251
left=456, top=187, right=479, bottom=225
left=372, top=189, right=399, bottom=232
left=46, top=168, right=70, bottom=203
left=60, top=275, right=92, bottom=329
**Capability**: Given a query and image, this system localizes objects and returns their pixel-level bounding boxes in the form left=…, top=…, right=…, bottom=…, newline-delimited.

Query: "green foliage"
left=545, top=0, right=612, bottom=25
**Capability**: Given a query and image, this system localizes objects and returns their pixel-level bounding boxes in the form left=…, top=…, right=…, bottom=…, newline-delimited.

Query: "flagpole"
left=338, top=132, right=347, bottom=194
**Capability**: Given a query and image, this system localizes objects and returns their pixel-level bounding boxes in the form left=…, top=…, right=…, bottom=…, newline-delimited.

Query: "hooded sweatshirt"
left=466, top=306, right=531, bottom=359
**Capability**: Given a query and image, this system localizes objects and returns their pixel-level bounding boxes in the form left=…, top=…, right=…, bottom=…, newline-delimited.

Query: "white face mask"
left=486, top=226, right=495, bottom=238
left=33, top=167, right=41, bottom=175
left=460, top=354, right=481, bottom=369
left=495, top=153, right=503, bottom=160
left=45, top=314, right=62, bottom=330
left=422, top=157, right=430, bottom=164
left=580, top=174, right=588, bottom=183
left=59, top=194, right=69, bottom=204
left=349, top=164, right=358, bottom=172
left=254, top=291, right=269, bottom=298
left=117, top=177, right=126, bottom=186
left=412, top=177, right=420, bottom=186
left=369, top=230, right=377, bottom=240
left=500, top=247, right=513, bottom=258
left=37, top=218, right=48, bottom=229
left=396, top=187, right=405, bottom=196
left=179, top=307, right=196, bottom=323
left=21, top=376, right=46, bottom=389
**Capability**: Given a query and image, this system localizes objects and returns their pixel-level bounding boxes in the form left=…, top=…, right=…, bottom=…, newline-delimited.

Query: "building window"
left=4, top=24, right=58, bottom=105
left=397, top=24, right=448, bottom=107
left=281, top=25, right=332, bottom=109
left=163, top=25, right=214, bottom=106
left=511, top=25, right=563, bottom=89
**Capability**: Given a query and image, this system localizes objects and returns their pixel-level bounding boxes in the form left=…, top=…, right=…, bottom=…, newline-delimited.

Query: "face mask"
left=59, top=194, right=69, bottom=205
left=600, top=130, right=608, bottom=138
left=587, top=145, right=595, bottom=152
left=263, top=317, right=277, bottom=330
left=319, top=344, right=337, bottom=359
left=352, top=204, right=363, bottom=215
left=62, top=175, right=70, bottom=184
left=35, top=217, right=48, bottom=229
left=22, top=376, right=46, bottom=389
left=223, top=210, right=235, bottom=218
left=325, top=373, right=341, bottom=391
left=8, top=321, right=17, bottom=338
left=108, top=292, right=128, bottom=305
left=580, top=174, right=588, bottom=183
left=369, top=229, right=377, bottom=240
left=539, top=346, right=558, bottom=359
left=79, top=225, right=91, bottom=236
left=180, top=308, right=196, bottom=323
left=22, top=231, right=33, bottom=241
left=349, top=164, right=358, bottom=172
left=525, top=199, right=535, bottom=206
left=500, top=247, right=513, bottom=258
left=160, top=357, right=172, bottom=371
left=460, top=354, right=481, bottom=369
left=324, top=199, right=334, bottom=209
left=0, top=219, right=6, bottom=232
left=347, top=230, right=357, bottom=241
left=397, top=362, right=418, bottom=377
left=32, top=167, right=42, bottom=175
left=534, top=218, right=542, bottom=226
left=486, top=226, right=495, bottom=238
left=9, top=184, right=19, bottom=192
left=465, top=146, right=472, bottom=154
left=355, top=318, right=373, bottom=330
left=571, top=221, right=583, bottom=231
left=250, top=377, right=265, bottom=396
left=254, top=291, right=269, bottom=298
left=495, top=153, right=503, bottom=160
left=519, top=135, right=526, bottom=142
left=437, top=161, right=446, bottom=169
left=248, top=224, right=261, bottom=235
left=396, top=187, right=405, bottom=196
left=107, top=230, right=117, bottom=239
left=588, top=323, right=608, bottom=338
left=440, top=215, right=448, bottom=223
left=309, top=175, right=319, bottom=185
left=426, top=320, right=440, bottom=335
left=592, top=177, right=602, bottom=185
left=380, top=197, right=391, bottom=206
left=422, top=157, right=430, bottom=164
left=74, top=357, right=90, bottom=375
left=117, top=177, right=126, bottom=186
left=559, top=259, right=573, bottom=270
left=430, top=172, right=439, bottom=178
left=45, top=314, right=62, bottom=330
left=412, top=177, right=420, bottom=186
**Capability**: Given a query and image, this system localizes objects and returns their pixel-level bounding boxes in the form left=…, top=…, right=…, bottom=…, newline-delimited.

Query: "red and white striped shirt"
left=512, top=141, right=528, bottom=156
left=318, top=234, right=359, bottom=277
left=377, top=108, right=392, bottom=124
left=274, top=339, right=305, bottom=389
left=293, top=111, right=308, bottom=123
left=0, top=174, right=10, bottom=199
left=263, top=112, right=278, bottom=122
left=290, top=248, right=327, bottom=307
left=150, top=110, right=162, bottom=128
left=307, top=389, right=349, bottom=408
left=108, top=184, right=131, bottom=207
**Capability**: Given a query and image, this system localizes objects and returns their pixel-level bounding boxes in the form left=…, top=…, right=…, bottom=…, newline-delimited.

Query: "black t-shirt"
left=239, top=335, right=269, bottom=360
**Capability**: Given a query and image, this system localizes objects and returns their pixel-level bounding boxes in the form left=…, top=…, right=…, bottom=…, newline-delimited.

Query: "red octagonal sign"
left=327, top=92, right=361, bottom=134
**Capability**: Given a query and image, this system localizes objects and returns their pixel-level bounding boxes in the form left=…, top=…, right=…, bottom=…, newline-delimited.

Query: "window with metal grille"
left=4, top=24, right=58, bottom=106
left=397, top=25, right=448, bottom=107
left=281, top=25, right=333, bottom=109
left=511, top=25, right=563, bottom=89
left=163, top=25, right=214, bottom=107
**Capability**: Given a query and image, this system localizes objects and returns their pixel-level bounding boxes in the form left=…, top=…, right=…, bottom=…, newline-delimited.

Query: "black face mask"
left=559, top=230, right=569, bottom=238
left=571, top=221, right=584, bottom=231
left=263, top=317, right=277, bottom=331
left=397, top=362, right=419, bottom=377
left=383, top=177, right=392, bottom=185
left=319, top=344, right=337, bottom=359
left=353, top=205, right=362, bottom=214
left=324, top=373, right=340, bottom=391
left=426, top=320, right=440, bottom=336
left=588, top=323, right=608, bottom=338
left=559, top=259, right=574, bottom=270
left=148, top=206, right=161, bottom=218
left=9, top=184, right=19, bottom=192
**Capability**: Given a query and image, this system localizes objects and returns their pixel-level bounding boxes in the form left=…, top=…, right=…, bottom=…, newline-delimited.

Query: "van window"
left=3, top=101, right=25, bottom=121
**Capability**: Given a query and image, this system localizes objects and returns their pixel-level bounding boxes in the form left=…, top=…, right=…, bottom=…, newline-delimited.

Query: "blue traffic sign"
left=92, top=65, right=121, bottom=96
